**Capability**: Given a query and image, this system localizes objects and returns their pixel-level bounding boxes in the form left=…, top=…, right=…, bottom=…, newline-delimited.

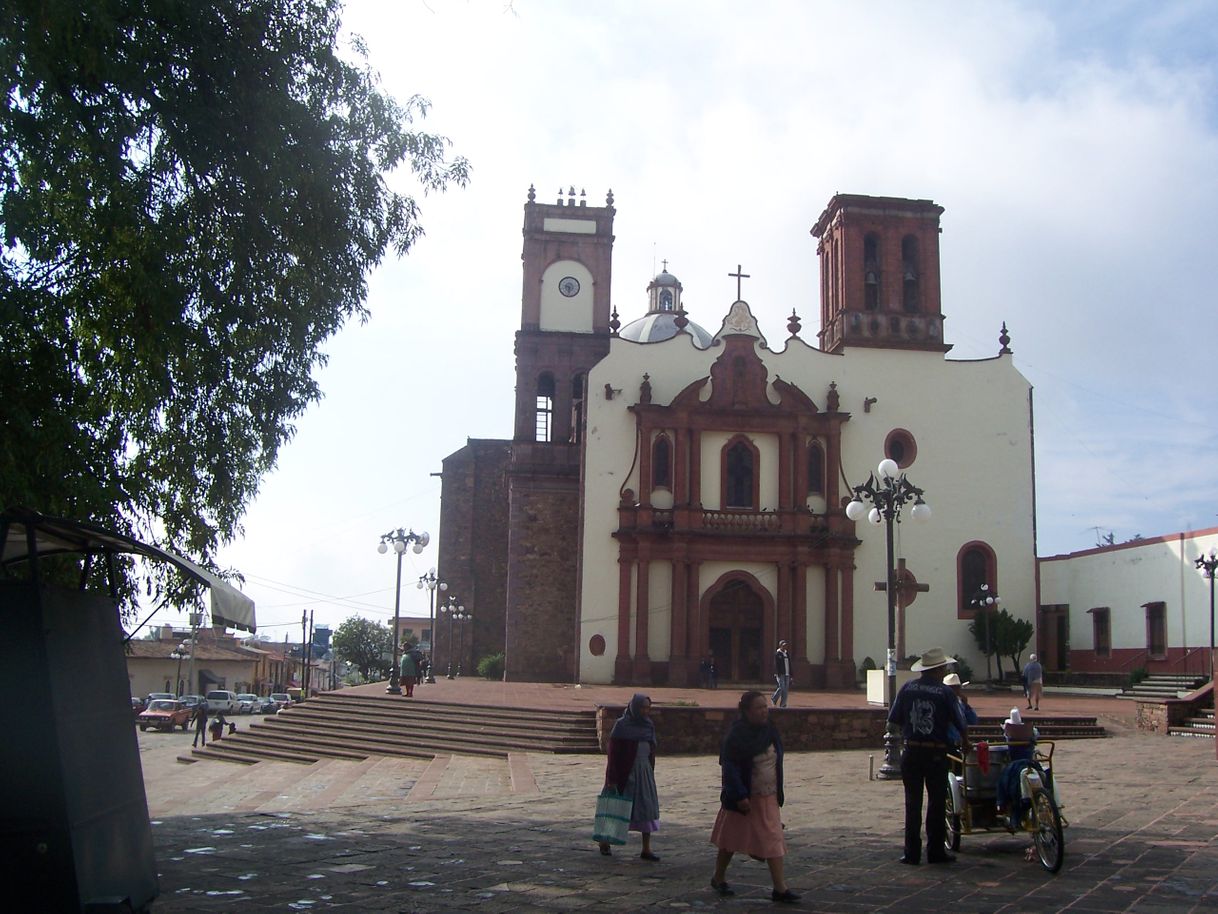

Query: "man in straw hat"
left=943, top=673, right=978, bottom=749
left=888, top=647, right=969, bottom=865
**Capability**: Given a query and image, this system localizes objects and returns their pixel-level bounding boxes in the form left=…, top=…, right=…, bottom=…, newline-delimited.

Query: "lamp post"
left=417, top=568, right=448, bottom=683
left=846, top=458, right=931, bottom=781
left=439, top=595, right=464, bottom=679
left=455, top=607, right=473, bottom=677
left=1196, top=548, right=1217, bottom=679
left=377, top=527, right=430, bottom=694
left=970, top=584, right=1000, bottom=684
left=169, top=641, right=190, bottom=697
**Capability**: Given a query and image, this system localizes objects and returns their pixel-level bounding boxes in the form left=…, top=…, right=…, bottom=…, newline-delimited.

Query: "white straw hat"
left=911, top=647, right=957, bottom=671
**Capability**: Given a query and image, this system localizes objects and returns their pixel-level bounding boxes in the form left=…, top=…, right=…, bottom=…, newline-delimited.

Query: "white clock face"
left=558, top=276, right=581, bottom=297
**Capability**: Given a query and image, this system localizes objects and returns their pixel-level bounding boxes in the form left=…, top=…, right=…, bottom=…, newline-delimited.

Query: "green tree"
left=968, top=607, right=1002, bottom=679
left=330, top=615, right=391, bottom=681
left=0, top=0, right=468, bottom=607
left=993, top=609, right=1035, bottom=676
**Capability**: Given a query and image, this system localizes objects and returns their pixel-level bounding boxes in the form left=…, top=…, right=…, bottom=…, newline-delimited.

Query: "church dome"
left=619, top=311, right=714, bottom=348
left=652, top=269, right=680, bottom=287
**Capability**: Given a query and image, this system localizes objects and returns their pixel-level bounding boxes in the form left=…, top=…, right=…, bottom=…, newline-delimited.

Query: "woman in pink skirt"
left=709, top=691, right=799, bottom=903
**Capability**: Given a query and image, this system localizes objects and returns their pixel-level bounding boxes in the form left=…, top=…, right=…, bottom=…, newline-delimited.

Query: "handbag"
left=592, top=788, right=633, bottom=846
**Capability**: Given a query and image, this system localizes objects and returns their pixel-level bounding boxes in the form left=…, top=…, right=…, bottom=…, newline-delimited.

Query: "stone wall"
left=596, top=704, right=888, bottom=754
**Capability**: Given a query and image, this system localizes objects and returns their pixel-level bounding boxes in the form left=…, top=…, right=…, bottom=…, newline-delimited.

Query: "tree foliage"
left=0, top=0, right=468, bottom=607
left=969, top=607, right=1034, bottom=680
left=330, top=615, right=390, bottom=681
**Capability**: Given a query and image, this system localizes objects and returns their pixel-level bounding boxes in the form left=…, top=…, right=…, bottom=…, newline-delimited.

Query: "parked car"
left=145, top=691, right=174, bottom=705
left=131, top=696, right=146, bottom=715
left=256, top=696, right=279, bottom=714
left=268, top=692, right=292, bottom=711
left=235, top=693, right=259, bottom=714
left=179, top=694, right=204, bottom=709
left=205, top=690, right=240, bottom=714
left=138, top=699, right=192, bottom=732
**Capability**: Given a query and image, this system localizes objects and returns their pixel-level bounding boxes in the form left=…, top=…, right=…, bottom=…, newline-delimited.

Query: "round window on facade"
left=589, top=634, right=606, bottom=656
left=884, top=428, right=917, bottom=469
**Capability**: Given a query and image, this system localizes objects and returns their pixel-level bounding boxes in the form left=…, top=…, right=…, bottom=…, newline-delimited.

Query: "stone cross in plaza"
left=875, top=558, right=930, bottom=661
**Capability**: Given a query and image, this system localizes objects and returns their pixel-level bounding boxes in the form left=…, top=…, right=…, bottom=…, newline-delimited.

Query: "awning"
left=198, top=669, right=222, bottom=685
left=0, top=508, right=256, bottom=633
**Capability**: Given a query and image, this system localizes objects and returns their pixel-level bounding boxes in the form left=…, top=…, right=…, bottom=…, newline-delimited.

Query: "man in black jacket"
left=772, top=641, right=792, bottom=707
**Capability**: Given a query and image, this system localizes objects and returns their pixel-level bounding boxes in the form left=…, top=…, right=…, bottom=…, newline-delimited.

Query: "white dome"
left=619, top=312, right=713, bottom=348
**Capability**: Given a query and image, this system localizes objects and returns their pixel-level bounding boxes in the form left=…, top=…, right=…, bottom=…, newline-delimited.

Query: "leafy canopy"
left=330, top=615, right=391, bottom=681
left=0, top=0, right=468, bottom=606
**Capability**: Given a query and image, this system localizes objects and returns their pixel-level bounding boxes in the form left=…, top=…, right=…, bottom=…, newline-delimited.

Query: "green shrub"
left=1130, top=666, right=1149, bottom=686
left=477, top=652, right=505, bottom=680
left=954, top=658, right=975, bottom=683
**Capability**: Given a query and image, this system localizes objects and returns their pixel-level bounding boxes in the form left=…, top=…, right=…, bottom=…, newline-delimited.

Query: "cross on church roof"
left=662, top=259, right=668, bottom=272
left=729, top=264, right=750, bottom=301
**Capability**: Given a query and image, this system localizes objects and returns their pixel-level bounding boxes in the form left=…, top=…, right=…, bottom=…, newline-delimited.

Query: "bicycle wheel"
left=1031, top=789, right=1064, bottom=873
left=945, top=785, right=962, bottom=852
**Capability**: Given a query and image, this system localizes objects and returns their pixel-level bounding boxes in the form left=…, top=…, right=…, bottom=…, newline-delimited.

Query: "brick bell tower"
left=811, top=194, right=950, bottom=354
left=504, top=184, right=616, bottom=682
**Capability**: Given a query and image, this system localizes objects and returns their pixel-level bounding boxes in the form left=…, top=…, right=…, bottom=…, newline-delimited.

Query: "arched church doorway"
left=708, top=579, right=764, bottom=681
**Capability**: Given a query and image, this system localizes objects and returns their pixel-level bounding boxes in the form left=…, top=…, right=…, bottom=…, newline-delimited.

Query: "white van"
left=205, top=690, right=239, bottom=714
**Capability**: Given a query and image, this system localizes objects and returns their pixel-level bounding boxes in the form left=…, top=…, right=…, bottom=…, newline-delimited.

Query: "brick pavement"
left=139, top=698, right=1216, bottom=913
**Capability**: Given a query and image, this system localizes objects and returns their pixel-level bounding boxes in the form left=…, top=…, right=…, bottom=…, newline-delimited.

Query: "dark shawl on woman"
left=719, top=711, right=784, bottom=810
left=605, top=693, right=655, bottom=792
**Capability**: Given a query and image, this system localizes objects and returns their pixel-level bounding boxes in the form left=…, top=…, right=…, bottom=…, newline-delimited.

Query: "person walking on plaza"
left=191, top=701, right=209, bottom=748
left=1023, top=653, right=1044, bottom=710
left=597, top=693, right=661, bottom=860
left=888, top=647, right=968, bottom=866
left=772, top=641, right=792, bottom=707
left=399, top=646, right=420, bottom=697
left=710, top=691, right=799, bottom=903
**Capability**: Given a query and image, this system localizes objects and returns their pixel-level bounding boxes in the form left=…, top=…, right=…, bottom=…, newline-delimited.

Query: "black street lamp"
left=439, top=595, right=465, bottom=679
left=169, top=641, right=190, bottom=697
left=1196, top=548, right=1217, bottom=680
left=970, top=584, right=1000, bottom=684
left=377, top=527, right=430, bottom=695
left=846, top=458, right=931, bottom=781
left=417, top=568, right=448, bottom=684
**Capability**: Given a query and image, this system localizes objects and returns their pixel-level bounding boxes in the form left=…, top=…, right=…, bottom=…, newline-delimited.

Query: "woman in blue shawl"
left=598, top=693, right=661, bottom=860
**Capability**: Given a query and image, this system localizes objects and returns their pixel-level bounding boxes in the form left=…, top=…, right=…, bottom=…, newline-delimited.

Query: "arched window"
left=957, top=541, right=997, bottom=616
left=722, top=437, right=757, bottom=509
left=535, top=373, right=555, bottom=442
left=807, top=441, right=825, bottom=495
left=901, top=235, right=920, bottom=312
left=652, top=435, right=672, bottom=489
left=569, top=373, right=585, bottom=444
left=863, top=233, right=880, bottom=310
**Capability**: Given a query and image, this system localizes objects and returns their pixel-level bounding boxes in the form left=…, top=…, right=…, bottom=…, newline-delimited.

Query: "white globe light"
left=416, top=581, right=424, bottom=590
left=845, top=499, right=867, bottom=521
left=910, top=501, right=932, bottom=522
left=868, top=507, right=882, bottom=525
left=377, top=542, right=388, bottom=554
left=439, top=582, right=448, bottom=591
left=877, top=458, right=899, bottom=479
left=393, top=539, right=407, bottom=553
left=430, top=566, right=437, bottom=575
left=412, top=543, right=424, bottom=554
left=419, top=532, right=431, bottom=547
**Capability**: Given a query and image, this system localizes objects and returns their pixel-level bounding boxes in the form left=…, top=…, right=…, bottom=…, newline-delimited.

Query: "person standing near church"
left=888, top=647, right=968, bottom=865
left=399, top=647, right=419, bottom=697
left=598, top=693, right=661, bottom=860
left=191, top=700, right=209, bottom=748
left=772, top=641, right=792, bottom=707
left=1023, top=653, right=1044, bottom=710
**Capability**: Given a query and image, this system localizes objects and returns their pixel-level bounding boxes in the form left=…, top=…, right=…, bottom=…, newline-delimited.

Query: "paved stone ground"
left=140, top=705, right=1218, bottom=913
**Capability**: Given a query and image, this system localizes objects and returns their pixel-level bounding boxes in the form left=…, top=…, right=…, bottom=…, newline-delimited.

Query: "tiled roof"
left=125, top=640, right=261, bottom=662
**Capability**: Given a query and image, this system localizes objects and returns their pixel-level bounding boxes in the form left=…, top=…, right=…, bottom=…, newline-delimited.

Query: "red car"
left=138, top=699, right=193, bottom=732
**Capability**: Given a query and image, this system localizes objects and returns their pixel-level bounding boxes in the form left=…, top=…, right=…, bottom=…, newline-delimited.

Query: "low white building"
left=1038, top=526, right=1218, bottom=678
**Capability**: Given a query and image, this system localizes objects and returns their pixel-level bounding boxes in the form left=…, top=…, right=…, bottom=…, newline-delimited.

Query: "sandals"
left=640, top=851, right=661, bottom=861
left=710, top=878, right=735, bottom=897
left=772, top=889, right=801, bottom=903
left=598, top=843, right=611, bottom=856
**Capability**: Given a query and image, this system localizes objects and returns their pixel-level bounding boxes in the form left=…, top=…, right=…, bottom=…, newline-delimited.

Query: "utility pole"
left=305, top=610, right=315, bottom=696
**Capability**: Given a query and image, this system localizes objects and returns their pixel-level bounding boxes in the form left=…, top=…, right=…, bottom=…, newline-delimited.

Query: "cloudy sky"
left=194, top=0, right=1218, bottom=642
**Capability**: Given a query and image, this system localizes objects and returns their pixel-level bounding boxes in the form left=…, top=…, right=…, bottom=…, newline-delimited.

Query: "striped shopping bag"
left=592, top=788, right=632, bottom=846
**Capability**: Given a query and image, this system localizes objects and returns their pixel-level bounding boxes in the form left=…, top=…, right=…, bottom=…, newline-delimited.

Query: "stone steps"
left=968, top=714, right=1106, bottom=740
left=182, top=692, right=600, bottom=765
left=1118, top=673, right=1207, bottom=700
left=1168, top=708, right=1215, bottom=739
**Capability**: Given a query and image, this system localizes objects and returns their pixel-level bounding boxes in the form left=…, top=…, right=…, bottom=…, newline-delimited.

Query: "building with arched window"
left=437, top=188, right=1039, bottom=686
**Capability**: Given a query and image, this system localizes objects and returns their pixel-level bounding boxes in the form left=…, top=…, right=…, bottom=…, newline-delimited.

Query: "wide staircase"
left=181, top=692, right=600, bottom=766
left=1116, top=672, right=1207, bottom=700
left=969, top=713, right=1106, bottom=740
left=1168, top=708, right=1216, bottom=739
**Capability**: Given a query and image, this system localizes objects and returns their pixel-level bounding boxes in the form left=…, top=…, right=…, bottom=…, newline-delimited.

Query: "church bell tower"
left=811, top=194, right=950, bottom=355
